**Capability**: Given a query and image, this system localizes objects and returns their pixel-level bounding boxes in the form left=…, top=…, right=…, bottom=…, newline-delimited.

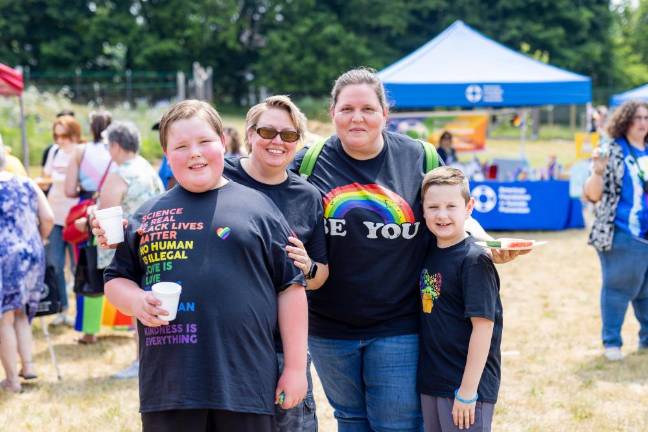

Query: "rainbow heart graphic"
left=216, top=226, right=231, bottom=240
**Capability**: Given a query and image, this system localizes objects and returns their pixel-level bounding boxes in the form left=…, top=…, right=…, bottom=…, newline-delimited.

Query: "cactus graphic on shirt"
left=420, top=269, right=441, bottom=314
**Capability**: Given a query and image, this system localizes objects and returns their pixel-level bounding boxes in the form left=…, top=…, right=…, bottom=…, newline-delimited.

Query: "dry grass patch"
left=2, top=229, right=648, bottom=431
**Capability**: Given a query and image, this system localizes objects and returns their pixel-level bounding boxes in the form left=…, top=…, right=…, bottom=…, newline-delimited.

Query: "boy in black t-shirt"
left=418, top=167, right=502, bottom=432
left=102, top=100, right=308, bottom=432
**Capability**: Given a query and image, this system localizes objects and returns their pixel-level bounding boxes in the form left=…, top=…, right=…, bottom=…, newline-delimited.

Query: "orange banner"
left=388, top=111, right=489, bottom=152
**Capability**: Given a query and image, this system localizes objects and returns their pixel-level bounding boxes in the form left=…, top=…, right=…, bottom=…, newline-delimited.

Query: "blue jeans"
left=309, top=333, right=422, bottom=432
left=598, top=229, right=648, bottom=348
left=45, top=225, right=73, bottom=311
left=275, top=352, right=317, bottom=431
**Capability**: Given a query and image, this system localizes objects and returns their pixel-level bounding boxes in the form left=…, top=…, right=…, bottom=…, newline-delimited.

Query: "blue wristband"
left=454, top=389, right=478, bottom=404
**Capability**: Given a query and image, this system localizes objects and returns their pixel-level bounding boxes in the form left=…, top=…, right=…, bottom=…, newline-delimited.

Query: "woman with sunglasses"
left=291, top=68, right=523, bottom=431
left=43, top=115, right=83, bottom=327
left=92, top=96, right=326, bottom=429
left=585, top=100, right=648, bottom=362
left=223, top=95, right=328, bottom=431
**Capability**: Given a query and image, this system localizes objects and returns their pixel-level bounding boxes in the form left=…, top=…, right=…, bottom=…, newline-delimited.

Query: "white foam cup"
left=94, top=206, right=124, bottom=244
left=151, top=282, right=182, bottom=321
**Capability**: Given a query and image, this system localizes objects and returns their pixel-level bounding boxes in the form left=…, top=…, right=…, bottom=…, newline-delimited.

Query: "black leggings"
left=141, top=409, right=275, bottom=432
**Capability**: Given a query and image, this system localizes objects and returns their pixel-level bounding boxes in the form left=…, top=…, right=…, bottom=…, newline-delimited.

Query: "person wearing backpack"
left=293, top=67, right=524, bottom=431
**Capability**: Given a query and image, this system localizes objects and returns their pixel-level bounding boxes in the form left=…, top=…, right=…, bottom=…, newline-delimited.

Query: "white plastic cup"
left=152, top=282, right=182, bottom=321
left=95, top=206, right=124, bottom=245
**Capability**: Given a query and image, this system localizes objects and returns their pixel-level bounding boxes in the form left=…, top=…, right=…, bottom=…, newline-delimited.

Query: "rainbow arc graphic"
left=323, top=183, right=415, bottom=224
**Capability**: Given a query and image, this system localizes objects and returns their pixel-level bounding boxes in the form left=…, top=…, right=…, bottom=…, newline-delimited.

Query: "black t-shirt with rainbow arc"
left=104, top=181, right=305, bottom=414
left=292, top=131, right=431, bottom=339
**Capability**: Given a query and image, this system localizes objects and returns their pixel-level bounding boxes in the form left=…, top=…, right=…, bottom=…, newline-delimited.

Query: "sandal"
left=19, top=361, right=37, bottom=380
left=77, top=335, right=98, bottom=345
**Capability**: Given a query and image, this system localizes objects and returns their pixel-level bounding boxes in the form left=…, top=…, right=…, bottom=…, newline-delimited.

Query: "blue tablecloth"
left=471, top=180, right=585, bottom=230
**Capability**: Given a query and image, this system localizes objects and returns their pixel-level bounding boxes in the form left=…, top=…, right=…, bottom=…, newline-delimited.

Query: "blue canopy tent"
left=610, top=83, right=648, bottom=107
left=378, top=21, right=591, bottom=109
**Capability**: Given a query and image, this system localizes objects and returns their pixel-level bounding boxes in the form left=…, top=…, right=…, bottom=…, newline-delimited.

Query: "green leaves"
left=0, top=0, right=640, bottom=104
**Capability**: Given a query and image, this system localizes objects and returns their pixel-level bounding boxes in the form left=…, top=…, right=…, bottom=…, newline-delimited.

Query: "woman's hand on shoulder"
left=286, top=236, right=311, bottom=275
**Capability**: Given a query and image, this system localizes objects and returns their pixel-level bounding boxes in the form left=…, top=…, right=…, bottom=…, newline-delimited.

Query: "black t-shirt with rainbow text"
left=104, top=181, right=305, bottom=414
left=292, top=131, right=431, bottom=339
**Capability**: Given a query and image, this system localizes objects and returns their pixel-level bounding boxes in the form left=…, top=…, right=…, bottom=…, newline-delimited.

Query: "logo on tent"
left=472, top=185, right=497, bottom=213
left=465, top=85, right=483, bottom=103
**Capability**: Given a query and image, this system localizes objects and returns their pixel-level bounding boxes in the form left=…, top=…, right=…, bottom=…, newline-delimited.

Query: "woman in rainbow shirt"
left=292, top=67, right=523, bottom=431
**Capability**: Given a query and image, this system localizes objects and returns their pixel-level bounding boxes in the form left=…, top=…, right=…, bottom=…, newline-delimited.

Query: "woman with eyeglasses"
left=43, top=115, right=83, bottom=327
left=222, top=95, right=328, bottom=431
left=92, top=96, right=325, bottom=429
left=291, top=68, right=523, bottom=431
left=65, top=111, right=113, bottom=344
left=585, top=100, right=648, bottom=362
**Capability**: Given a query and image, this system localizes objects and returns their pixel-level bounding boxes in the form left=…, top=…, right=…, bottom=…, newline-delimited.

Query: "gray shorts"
left=275, top=352, right=317, bottom=432
left=421, top=394, right=494, bottom=432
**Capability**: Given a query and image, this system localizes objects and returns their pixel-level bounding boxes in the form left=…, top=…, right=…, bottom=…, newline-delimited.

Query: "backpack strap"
left=299, top=137, right=439, bottom=178
left=418, top=139, right=440, bottom=172
left=299, top=138, right=327, bottom=179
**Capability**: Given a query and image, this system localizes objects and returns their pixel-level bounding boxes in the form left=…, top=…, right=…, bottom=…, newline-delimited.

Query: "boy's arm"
left=453, top=317, right=494, bottom=428
left=276, top=283, right=308, bottom=409
left=458, top=317, right=494, bottom=397
left=105, top=277, right=169, bottom=327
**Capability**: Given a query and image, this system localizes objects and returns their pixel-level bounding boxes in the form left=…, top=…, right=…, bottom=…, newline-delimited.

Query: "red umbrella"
left=0, top=63, right=28, bottom=167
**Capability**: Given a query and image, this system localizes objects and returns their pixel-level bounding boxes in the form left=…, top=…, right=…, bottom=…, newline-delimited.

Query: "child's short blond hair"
left=421, top=166, right=471, bottom=203
left=159, top=100, right=224, bottom=151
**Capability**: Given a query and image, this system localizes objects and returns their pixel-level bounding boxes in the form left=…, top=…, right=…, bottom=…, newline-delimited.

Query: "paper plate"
left=475, top=240, right=547, bottom=251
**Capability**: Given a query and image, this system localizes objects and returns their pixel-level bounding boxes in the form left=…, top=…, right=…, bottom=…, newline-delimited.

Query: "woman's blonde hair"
left=245, top=95, right=307, bottom=149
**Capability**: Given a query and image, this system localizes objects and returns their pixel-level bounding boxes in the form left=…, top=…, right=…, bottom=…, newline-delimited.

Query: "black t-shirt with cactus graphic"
left=417, top=236, right=503, bottom=404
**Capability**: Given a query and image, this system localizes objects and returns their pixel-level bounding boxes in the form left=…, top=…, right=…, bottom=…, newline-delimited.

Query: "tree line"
left=1, top=0, right=646, bottom=105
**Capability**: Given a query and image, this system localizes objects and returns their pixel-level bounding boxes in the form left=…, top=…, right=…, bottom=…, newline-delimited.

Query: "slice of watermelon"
left=501, top=239, right=534, bottom=248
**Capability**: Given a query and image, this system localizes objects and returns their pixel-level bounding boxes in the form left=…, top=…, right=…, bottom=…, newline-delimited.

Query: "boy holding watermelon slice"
left=418, top=167, right=502, bottom=431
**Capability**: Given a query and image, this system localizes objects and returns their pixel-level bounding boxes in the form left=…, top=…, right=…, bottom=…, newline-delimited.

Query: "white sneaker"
left=50, top=313, right=75, bottom=327
left=50, top=314, right=66, bottom=326
left=62, top=315, right=75, bottom=327
left=604, top=347, right=624, bottom=361
left=111, top=360, right=140, bottom=380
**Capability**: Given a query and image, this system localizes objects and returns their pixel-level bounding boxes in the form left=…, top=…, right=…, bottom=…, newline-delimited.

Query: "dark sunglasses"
left=53, top=133, right=69, bottom=139
left=256, top=126, right=300, bottom=143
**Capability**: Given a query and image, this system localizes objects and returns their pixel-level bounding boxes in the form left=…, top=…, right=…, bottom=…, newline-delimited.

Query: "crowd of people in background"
left=1, top=65, right=645, bottom=432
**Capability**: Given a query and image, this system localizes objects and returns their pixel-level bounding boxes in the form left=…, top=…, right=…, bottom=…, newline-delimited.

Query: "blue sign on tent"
left=378, top=21, right=592, bottom=109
